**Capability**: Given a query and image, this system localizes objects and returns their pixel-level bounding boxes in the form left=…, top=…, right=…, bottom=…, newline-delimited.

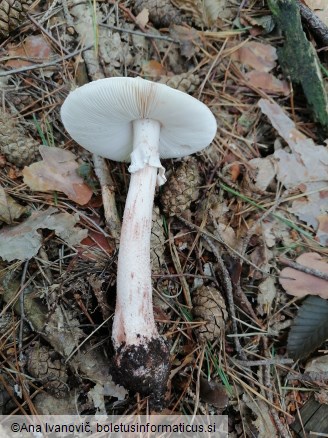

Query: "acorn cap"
left=61, top=77, right=217, bottom=162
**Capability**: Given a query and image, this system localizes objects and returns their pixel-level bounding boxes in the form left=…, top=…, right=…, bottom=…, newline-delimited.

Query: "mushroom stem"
left=111, top=119, right=170, bottom=405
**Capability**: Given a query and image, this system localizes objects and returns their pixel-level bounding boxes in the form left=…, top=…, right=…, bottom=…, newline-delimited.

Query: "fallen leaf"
left=245, top=71, right=290, bottom=95
left=169, top=25, right=201, bottom=58
left=243, top=393, right=278, bottom=438
left=257, top=277, right=277, bottom=315
left=0, top=187, right=26, bottom=224
left=135, top=8, right=149, bottom=27
left=172, top=0, right=235, bottom=26
left=259, top=99, right=328, bottom=230
left=231, top=41, right=278, bottom=72
left=199, top=376, right=228, bottom=408
left=287, top=295, right=328, bottom=360
left=6, top=35, right=54, bottom=69
left=23, top=146, right=93, bottom=205
left=279, top=252, right=328, bottom=298
left=249, top=157, right=276, bottom=192
left=317, top=214, right=328, bottom=246
left=0, top=207, right=88, bottom=262
left=142, top=60, right=166, bottom=78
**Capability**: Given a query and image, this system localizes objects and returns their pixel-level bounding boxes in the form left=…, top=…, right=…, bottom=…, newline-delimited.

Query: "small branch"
left=92, top=154, right=121, bottom=243
left=234, top=358, right=294, bottom=367
left=297, top=0, right=328, bottom=47
left=279, top=255, right=328, bottom=281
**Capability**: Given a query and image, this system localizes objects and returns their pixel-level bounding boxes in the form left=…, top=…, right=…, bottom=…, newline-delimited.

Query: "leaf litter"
left=1, top=0, right=328, bottom=432
left=0, top=207, right=88, bottom=261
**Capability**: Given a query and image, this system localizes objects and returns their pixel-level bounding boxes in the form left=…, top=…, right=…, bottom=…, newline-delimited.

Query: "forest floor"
left=1, top=0, right=328, bottom=436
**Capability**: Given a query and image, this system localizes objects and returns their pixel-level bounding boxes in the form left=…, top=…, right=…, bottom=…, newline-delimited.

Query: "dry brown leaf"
left=245, top=71, right=290, bottom=95
left=172, top=0, right=234, bottom=26
left=317, top=214, right=328, bottom=246
left=142, top=60, right=167, bottom=78
left=249, top=157, right=276, bottom=192
left=0, top=186, right=26, bottom=224
left=304, top=0, right=328, bottom=25
left=0, top=207, right=88, bottom=262
left=231, top=41, right=277, bottom=72
left=259, top=99, right=328, bottom=231
left=199, top=376, right=228, bottom=408
left=169, top=25, right=201, bottom=58
left=279, top=252, right=328, bottom=298
left=135, top=8, right=149, bottom=27
left=6, top=35, right=54, bottom=69
left=23, top=146, right=93, bottom=205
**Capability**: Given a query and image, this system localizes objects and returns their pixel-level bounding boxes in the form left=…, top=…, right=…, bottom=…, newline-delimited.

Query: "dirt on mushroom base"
left=110, top=336, right=170, bottom=409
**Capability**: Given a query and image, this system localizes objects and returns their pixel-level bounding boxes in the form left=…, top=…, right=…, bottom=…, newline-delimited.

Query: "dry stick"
left=19, top=261, right=29, bottom=365
left=27, top=14, right=70, bottom=55
left=297, top=0, right=328, bottom=47
left=92, top=154, right=121, bottom=242
left=234, top=358, right=294, bottom=367
left=279, top=255, right=328, bottom=281
left=66, top=3, right=122, bottom=242
left=262, top=338, right=290, bottom=438
left=99, top=23, right=178, bottom=43
left=178, top=216, right=246, bottom=360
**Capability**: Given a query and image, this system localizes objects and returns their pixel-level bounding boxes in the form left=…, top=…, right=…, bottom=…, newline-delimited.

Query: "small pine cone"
left=159, top=73, right=200, bottom=94
left=192, top=286, right=227, bottom=343
left=27, top=343, right=69, bottom=398
left=0, top=109, right=40, bottom=166
left=0, top=0, right=31, bottom=38
left=151, top=205, right=166, bottom=271
left=133, top=0, right=182, bottom=27
left=161, top=157, right=201, bottom=216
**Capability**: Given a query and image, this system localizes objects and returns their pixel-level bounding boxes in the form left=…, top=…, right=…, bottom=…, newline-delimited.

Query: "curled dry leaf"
left=0, top=207, right=88, bottom=262
left=245, top=71, right=290, bottom=96
left=279, top=252, right=328, bottom=299
left=199, top=376, right=228, bottom=408
left=23, top=146, right=93, bottom=205
left=6, top=35, right=54, bottom=69
left=231, top=41, right=278, bottom=72
left=0, top=186, right=26, bottom=224
left=259, top=98, right=328, bottom=234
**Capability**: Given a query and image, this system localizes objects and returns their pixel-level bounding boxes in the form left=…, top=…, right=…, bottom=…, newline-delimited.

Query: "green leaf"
left=287, top=296, right=328, bottom=360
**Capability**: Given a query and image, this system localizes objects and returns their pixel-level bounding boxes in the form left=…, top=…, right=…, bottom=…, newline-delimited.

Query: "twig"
left=178, top=216, right=246, bottom=360
left=286, top=371, right=328, bottom=382
left=0, top=45, right=93, bottom=77
left=27, top=14, right=70, bottom=55
left=297, top=0, right=328, bottom=46
left=92, top=154, right=121, bottom=243
left=19, top=261, right=29, bottom=365
left=99, top=23, right=178, bottom=43
left=279, top=255, right=328, bottom=281
left=234, top=358, right=294, bottom=367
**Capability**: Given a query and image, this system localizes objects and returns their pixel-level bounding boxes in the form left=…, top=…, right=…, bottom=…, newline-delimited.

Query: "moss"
left=268, top=0, right=328, bottom=130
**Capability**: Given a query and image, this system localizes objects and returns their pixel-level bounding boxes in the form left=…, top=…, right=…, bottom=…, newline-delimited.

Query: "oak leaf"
left=23, top=146, right=93, bottom=205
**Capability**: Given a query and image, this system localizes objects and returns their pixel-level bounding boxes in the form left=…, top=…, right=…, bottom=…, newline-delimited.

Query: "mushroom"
left=61, top=77, right=217, bottom=405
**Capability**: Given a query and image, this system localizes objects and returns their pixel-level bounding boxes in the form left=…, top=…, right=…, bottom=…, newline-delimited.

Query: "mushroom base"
left=110, top=336, right=170, bottom=409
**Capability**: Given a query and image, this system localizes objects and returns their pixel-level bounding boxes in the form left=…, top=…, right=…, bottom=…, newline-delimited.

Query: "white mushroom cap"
left=61, top=77, right=217, bottom=161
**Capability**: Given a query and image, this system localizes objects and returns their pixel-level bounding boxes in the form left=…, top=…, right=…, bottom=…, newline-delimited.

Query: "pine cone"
left=151, top=205, right=166, bottom=271
left=159, top=73, right=200, bottom=94
left=0, top=0, right=31, bottom=38
left=161, top=157, right=201, bottom=216
left=133, top=0, right=182, bottom=27
left=192, top=285, right=227, bottom=343
left=27, top=343, right=69, bottom=398
left=0, top=109, right=40, bottom=166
